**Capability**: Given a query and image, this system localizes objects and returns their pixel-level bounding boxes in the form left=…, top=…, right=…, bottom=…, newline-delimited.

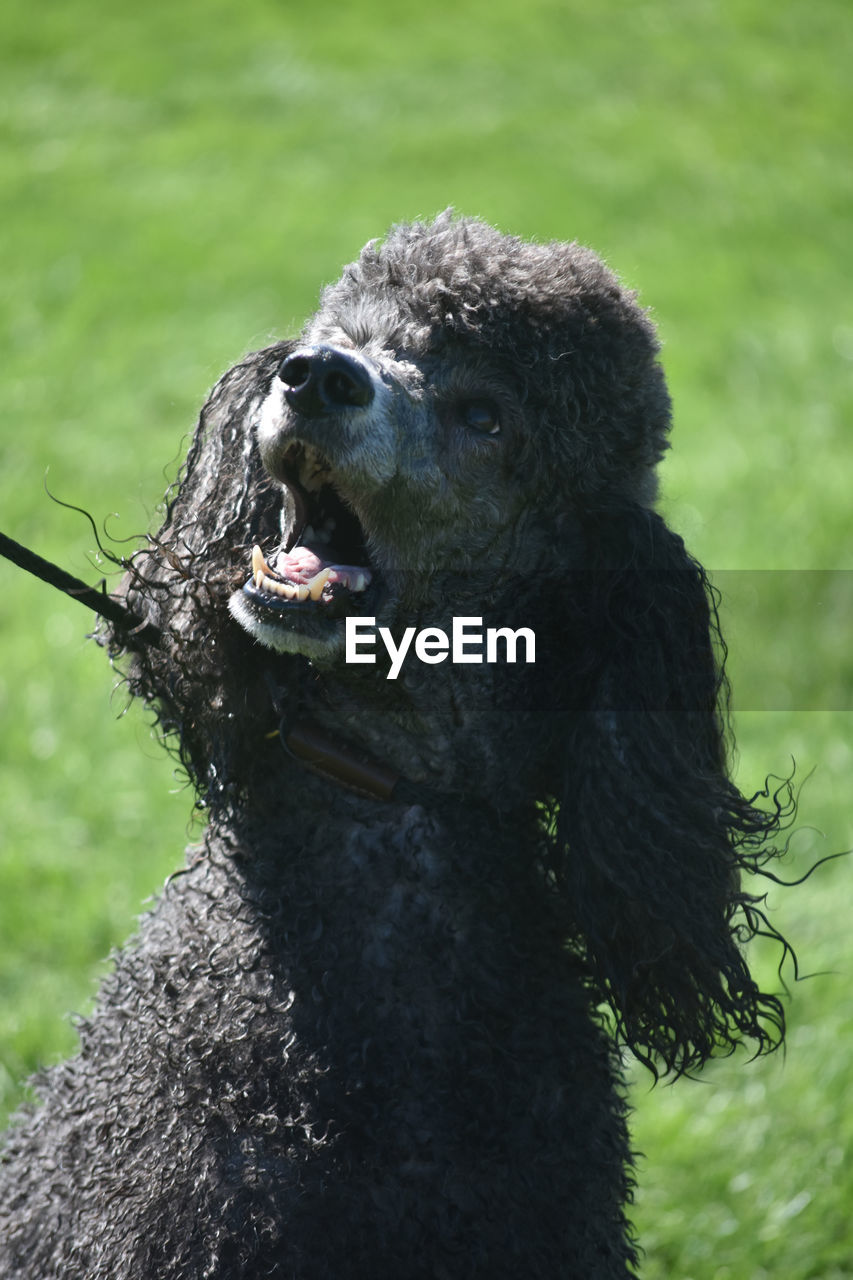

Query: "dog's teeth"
left=253, top=546, right=283, bottom=592
left=252, top=543, right=371, bottom=603
left=308, top=567, right=332, bottom=600
left=252, top=545, right=268, bottom=580
left=259, top=573, right=297, bottom=600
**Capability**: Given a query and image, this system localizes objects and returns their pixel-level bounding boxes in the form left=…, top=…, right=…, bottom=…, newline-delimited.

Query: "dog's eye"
left=461, top=400, right=500, bottom=435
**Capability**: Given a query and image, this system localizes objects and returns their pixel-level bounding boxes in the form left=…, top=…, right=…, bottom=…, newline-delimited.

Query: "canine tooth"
left=352, top=572, right=366, bottom=592
left=308, top=567, right=332, bottom=600
left=295, top=584, right=310, bottom=601
left=253, top=549, right=268, bottom=589
left=252, top=545, right=268, bottom=579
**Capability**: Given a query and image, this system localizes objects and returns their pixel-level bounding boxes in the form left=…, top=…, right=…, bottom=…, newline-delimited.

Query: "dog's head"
left=229, top=211, right=671, bottom=664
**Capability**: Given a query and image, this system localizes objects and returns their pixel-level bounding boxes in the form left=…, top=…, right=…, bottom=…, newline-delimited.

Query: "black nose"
left=278, top=346, right=374, bottom=417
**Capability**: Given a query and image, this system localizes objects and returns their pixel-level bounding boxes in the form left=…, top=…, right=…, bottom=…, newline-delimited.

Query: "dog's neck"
left=276, top=657, right=546, bottom=808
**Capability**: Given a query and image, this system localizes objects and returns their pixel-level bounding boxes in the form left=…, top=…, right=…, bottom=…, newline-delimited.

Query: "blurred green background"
left=1, top=0, right=851, bottom=1274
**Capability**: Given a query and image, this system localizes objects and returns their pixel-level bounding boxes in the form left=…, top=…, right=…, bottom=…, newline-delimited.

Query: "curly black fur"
left=0, top=213, right=792, bottom=1278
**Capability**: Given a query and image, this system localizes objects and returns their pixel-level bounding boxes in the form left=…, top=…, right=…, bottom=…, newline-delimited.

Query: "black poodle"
left=0, top=212, right=789, bottom=1278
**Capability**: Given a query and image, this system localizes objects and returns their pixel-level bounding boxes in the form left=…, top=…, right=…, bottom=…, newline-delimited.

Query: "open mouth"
left=240, top=442, right=375, bottom=625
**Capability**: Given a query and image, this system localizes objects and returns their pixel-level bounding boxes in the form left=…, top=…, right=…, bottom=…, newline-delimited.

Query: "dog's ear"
left=156, top=343, right=293, bottom=589
left=107, top=341, right=296, bottom=796
left=115, top=341, right=293, bottom=638
left=546, top=505, right=786, bottom=1076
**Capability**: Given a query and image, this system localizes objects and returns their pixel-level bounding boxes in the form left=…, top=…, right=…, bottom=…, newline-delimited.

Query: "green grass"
left=1, top=0, right=851, bottom=1273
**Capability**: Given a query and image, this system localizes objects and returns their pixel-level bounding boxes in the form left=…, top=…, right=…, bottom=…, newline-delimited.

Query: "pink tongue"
left=274, top=543, right=369, bottom=588
left=268, top=542, right=373, bottom=594
left=274, top=545, right=327, bottom=583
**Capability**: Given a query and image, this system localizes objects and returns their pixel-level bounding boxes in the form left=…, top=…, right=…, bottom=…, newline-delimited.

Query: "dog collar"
left=282, top=720, right=401, bottom=802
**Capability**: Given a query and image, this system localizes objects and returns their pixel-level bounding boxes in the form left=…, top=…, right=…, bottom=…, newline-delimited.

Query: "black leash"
left=0, top=530, right=161, bottom=647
